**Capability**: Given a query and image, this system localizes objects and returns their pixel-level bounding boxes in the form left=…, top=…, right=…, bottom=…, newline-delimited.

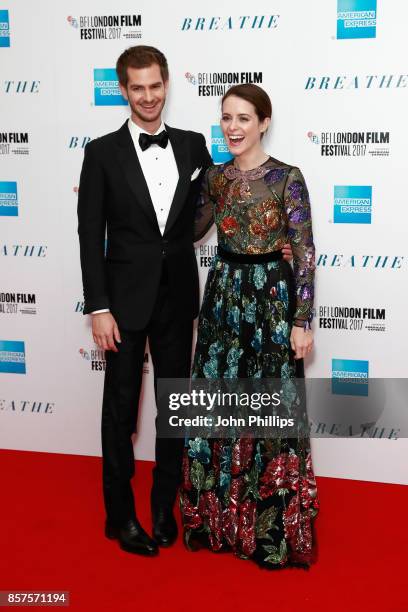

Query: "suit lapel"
left=114, top=121, right=160, bottom=231
left=163, top=124, right=191, bottom=236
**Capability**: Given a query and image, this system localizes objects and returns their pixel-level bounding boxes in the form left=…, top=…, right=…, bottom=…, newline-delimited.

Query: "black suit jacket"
left=77, top=120, right=212, bottom=329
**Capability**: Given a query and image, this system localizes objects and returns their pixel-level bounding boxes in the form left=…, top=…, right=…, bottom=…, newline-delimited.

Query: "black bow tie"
left=139, top=130, right=169, bottom=151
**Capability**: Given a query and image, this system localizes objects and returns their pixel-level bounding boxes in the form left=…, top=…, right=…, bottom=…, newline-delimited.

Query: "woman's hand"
left=281, top=242, right=293, bottom=262
left=290, top=326, right=313, bottom=359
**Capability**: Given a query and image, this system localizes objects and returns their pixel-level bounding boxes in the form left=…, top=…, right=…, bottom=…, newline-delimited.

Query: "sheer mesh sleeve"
left=284, top=167, right=316, bottom=329
left=194, top=166, right=216, bottom=242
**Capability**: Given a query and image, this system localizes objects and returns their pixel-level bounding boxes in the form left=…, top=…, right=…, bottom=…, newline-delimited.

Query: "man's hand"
left=290, top=326, right=313, bottom=360
left=92, top=312, right=121, bottom=352
left=282, top=242, right=293, bottom=262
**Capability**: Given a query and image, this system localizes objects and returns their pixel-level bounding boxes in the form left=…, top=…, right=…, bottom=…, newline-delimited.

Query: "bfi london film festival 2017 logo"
left=0, top=292, right=37, bottom=315
left=185, top=71, right=263, bottom=97
left=67, top=13, right=142, bottom=41
left=0, top=132, right=30, bottom=156
left=307, top=131, right=390, bottom=158
left=317, top=305, right=386, bottom=333
left=78, top=344, right=150, bottom=374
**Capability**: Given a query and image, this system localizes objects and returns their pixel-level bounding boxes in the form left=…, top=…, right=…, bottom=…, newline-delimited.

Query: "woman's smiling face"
left=220, top=94, right=270, bottom=158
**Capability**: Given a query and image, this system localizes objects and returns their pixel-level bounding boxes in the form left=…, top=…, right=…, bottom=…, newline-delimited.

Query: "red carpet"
left=0, top=449, right=406, bottom=611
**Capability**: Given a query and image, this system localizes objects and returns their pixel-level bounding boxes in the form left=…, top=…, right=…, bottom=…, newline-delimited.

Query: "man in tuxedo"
left=78, top=46, right=212, bottom=556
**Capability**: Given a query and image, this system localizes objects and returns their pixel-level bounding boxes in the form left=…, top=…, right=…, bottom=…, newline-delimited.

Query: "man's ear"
left=119, top=83, right=128, bottom=101
left=164, top=79, right=169, bottom=96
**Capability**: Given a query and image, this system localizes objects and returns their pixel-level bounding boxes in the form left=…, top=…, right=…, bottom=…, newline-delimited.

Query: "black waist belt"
left=217, top=245, right=283, bottom=264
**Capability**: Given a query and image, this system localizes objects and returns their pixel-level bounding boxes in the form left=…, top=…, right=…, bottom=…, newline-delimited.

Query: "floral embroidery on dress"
left=183, top=156, right=319, bottom=569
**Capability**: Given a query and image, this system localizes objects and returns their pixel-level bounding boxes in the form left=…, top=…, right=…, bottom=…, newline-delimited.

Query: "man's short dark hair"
left=116, top=45, right=169, bottom=86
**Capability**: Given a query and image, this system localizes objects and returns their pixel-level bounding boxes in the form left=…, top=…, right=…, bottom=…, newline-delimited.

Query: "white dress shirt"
left=128, top=117, right=179, bottom=233
left=91, top=117, right=179, bottom=315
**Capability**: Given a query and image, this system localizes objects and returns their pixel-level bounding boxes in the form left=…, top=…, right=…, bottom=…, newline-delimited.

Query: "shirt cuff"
left=90, top=309, right=110, bottom=315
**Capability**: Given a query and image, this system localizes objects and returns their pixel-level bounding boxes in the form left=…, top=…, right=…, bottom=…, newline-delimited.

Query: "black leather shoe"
left=152, top=507, right=178, bottom=547
left=105, top=519, right=159, bottom=556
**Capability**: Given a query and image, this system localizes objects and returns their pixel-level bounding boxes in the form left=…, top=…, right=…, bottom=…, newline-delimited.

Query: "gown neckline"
left=224, top=156, right=272, bottom=181
left=230, top=155, right=271, bottom=174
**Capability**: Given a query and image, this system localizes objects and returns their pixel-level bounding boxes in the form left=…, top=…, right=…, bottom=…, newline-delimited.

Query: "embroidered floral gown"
left=179, top=157, right=319, bottom=569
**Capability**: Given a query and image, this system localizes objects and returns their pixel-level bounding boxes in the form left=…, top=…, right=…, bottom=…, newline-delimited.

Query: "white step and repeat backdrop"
left=1, top=1, right=407, bottom=484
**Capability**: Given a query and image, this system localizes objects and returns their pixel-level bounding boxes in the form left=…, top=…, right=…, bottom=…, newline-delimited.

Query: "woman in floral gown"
left=179, top=84, right=319, bottom=569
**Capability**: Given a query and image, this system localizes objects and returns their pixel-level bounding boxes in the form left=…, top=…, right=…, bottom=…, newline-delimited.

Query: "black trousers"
left=101, top=270, right=193, bottom=525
